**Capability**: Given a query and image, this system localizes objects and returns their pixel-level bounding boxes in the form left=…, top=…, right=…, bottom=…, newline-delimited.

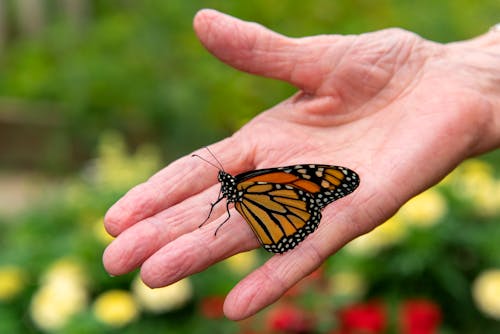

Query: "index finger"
left=104, top=137, right=252, bottom=236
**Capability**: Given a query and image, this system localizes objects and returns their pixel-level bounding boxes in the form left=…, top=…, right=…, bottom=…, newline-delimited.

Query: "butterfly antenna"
left=191, top=153, right=220, bottom=170
left=205, top=146, right=225, bottom=171
left=191, top=146, right=225, bottom=171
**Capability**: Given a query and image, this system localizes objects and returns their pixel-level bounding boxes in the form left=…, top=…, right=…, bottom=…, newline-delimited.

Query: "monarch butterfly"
left=194, top=149, right=360, bottom=254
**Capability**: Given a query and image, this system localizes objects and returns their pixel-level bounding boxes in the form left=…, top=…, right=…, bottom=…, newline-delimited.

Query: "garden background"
left=0, top=1, right=499, bottom=333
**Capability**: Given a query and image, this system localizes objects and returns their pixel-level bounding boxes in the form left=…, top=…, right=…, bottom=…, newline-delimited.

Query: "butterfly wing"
left=234, top=181, right=322, bottom=253
left=233, top=165, right=359, bottom=253
left=236, top=164, right=359, bottom=207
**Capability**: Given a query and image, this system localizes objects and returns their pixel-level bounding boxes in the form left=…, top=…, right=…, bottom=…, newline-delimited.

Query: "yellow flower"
left=472, top=269, right=500, bottom=320
left=93, top=290, right=139, bottom=327
left=448, top=159, right=500, bottom=216
left=31, top=283, right=88, bottom=332
left=399, top=189, right=447, bottom=227
left=328, top=271, right=367, bottom=300
left=95, top=131, right=160, bottom=190
left=224, top=251, right=259, bottom=275
left=30, top=257, right=89, bottom=331
left=30, top=266, right=88, bottom=332
left=42, top=258, right=87, bottom=287
left=0, top=266, right=27, bottom=301
left=346, top=216, right=406, bottom=255
left=93, top=217, right=115, bottom=244
left=132, top=276, right=193, bottom=314
left=469, top=180, right=500, bottom=216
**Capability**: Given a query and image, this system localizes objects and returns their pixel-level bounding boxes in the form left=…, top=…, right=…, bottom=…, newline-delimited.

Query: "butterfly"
left=194, top=149, right=360, bottom=254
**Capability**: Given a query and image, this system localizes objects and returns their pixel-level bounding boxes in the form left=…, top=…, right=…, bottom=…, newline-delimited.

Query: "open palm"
left=103, top=10, right=499, bottom=320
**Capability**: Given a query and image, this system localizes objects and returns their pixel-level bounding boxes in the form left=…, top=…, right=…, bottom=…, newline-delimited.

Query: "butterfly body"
left=214, top=164, right=359, bottom=254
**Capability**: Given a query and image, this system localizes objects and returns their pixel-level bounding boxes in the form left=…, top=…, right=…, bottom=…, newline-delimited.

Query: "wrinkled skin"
left=103, top=10, right=500, bottom=320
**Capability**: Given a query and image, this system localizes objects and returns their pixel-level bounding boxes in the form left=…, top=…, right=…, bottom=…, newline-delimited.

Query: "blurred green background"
left=0, top=1, right=499, bottom=333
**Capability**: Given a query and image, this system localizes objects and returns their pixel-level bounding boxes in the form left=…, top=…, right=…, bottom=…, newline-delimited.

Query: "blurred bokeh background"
left=0, top=1, right=499, bottom=333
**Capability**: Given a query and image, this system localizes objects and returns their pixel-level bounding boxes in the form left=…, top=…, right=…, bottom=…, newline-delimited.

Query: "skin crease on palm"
left=103, top=9, right=500, bottom=320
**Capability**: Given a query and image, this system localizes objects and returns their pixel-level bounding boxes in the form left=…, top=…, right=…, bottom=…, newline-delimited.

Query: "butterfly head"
left=218, top=170, right=238, bottom=201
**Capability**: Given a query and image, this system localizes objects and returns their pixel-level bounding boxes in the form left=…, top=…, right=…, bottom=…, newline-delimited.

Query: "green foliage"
left=1, top=1, right=499, bottom=169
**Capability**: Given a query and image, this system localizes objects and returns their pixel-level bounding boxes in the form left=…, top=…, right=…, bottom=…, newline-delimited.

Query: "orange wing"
left=234, top=182, right=319, bottom=253
left=230, top=165, right=359, bottom=253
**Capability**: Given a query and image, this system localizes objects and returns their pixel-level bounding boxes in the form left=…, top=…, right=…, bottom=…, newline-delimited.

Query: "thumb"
left=193, top=9, right=345, bottom=94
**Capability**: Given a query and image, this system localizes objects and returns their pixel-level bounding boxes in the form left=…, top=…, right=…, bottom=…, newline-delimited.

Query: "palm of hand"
left=103, top=10, right=493, bottom=320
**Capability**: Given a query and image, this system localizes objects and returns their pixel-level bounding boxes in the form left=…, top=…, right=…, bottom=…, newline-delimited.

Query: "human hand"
left=103, top=10, right=500, bottom=320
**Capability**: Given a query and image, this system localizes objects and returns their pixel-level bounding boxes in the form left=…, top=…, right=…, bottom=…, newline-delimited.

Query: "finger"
left=193, top=9, right=344, bottom=94
left=223, top=244, right=325, bottom=320
left=104, top=136, right=252, bottom=236
left=140, top=208, right=259, bottom=288
left=103, top=183, right=227, bottom=275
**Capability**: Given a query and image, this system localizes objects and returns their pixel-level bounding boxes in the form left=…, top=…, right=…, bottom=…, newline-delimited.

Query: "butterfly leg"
left=214, top=201, right=232, bottom=236
left=198, top=189, right=224, bottom=228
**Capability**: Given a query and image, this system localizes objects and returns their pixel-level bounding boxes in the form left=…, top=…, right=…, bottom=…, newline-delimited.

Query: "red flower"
left=400, top=299, right=441, bottom=334
left=338, top=301, right=386, bottom=333
left=267, top=304, right=313, bottom=333
left=200, top=295, right=225, bottom=319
